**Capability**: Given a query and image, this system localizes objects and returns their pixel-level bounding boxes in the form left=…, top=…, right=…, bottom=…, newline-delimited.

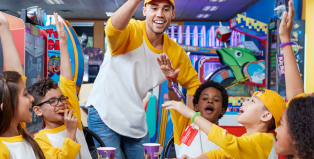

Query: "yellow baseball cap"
left=253, top=89, right=286, bottom=128
left=144, top=0, right=175, bottom=9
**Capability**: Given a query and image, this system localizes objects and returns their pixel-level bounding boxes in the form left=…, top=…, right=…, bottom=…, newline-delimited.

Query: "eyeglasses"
left=37, top=96, right=69, bottom=107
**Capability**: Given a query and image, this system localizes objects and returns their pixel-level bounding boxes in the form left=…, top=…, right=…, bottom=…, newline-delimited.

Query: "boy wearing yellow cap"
left=86, top=0, right=201, bottom=159
left=163, top=89, right=286, bottom=159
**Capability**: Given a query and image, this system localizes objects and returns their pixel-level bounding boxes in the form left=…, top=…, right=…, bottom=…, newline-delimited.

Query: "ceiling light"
left=202, top=6, right=211, bottom=11
left=210, top=6, right=219, bottom=11
left=54, top=0, right=64, bottom=4
left=44, top=0, right=54, bottom=4
left=106, top=12, right=113, bottom=17
left=196, top=14, right=211, bottom=19
left=203, top=14, right=211, bottom=18
left=196, top=14, right=204, bottom=18
left=44, top=0, right=64, bottom=5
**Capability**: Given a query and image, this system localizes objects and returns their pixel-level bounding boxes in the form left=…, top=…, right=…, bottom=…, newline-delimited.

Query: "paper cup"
left=143, top=143, right=160, bottom=159
left=97, top=147, right=116, bottom=159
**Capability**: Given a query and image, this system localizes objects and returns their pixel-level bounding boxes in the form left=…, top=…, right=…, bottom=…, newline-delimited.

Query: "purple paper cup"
left=143, top=143, right=160, bottom=159
left=97, top=147, right=116, bottom=159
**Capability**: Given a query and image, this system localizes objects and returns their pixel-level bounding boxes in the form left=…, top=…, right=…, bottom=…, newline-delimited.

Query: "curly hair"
left=286, top=96, right=314, bottom=158
left=27, top=77, right=59, bottom=106
left=193, top=80, right=228, bottom=119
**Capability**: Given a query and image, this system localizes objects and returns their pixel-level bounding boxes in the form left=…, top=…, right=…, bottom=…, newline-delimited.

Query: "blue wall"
left=243, top=0, right=303, bottom=50
left=242, top=0, right=276, bottom=52
left=244, top=0, right=276, bottom=24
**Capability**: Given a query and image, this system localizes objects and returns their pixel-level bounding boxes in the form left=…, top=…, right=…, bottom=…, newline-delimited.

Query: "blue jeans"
left=87, top=106, right=150, bottom=159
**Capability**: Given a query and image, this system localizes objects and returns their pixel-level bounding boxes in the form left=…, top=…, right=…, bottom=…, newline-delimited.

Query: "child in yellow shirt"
left=163, top=76, right=286, bottom=158
left=275, top=1, right=314, bottom=158
left=157, top=54, right=228, bottom=158
left=0, top=12, right=45, bottom=159
left=27, top=13, right=91, bottom=159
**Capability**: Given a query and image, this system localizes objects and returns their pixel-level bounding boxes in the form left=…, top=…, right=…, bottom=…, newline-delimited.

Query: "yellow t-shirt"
left=34, top=76, right=91, bottom=159
left=203, top=93, right=308, bottom=159
left=86, top=17, right=201, bottom=138
left=204, top=124, right=277, bottom=159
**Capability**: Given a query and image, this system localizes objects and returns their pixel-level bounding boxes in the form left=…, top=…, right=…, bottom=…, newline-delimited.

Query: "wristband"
left=191, top=112, right=201, bottom=123
left=166, top=74, right=178, bottom=81
left=167, top=86, right=174, bottom=91
left=280, top=41, right=294, bottom=48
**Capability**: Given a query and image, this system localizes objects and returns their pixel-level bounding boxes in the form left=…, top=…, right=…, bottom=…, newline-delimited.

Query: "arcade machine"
left=197, top=14, right=274, bottom=137
left=0, top=7, right=85, bottom=137
left=37, top=14, right=84, bottom=94
left=0, top=8, right=48, bottom=137
left=268, top=0, right=305, bottom=99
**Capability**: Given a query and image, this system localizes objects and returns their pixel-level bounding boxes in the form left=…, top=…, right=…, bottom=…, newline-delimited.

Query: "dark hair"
left=286, top=96, right=314, bottom=159
left=0, top=71, right=45, bottom=159
left=193, top=80, right=228, bottom=119
left=27, top=77, right=59, bottom=106
left=263, top=106, right=276, bottom=131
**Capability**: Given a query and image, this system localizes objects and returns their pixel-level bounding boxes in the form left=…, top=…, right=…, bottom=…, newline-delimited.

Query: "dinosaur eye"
left=235, top=50, right=242, bottom=57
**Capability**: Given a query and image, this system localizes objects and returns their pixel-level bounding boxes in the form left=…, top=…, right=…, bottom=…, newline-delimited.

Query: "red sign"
left=44, top=28, right=60, bottom=51
left=179, top=125, right=198, bottom=146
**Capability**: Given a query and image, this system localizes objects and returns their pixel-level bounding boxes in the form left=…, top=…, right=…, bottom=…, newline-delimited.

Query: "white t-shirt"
left=0, top=135, right=38, bottom=159
left=86, top=18, right=201, bottom=138
left=175, top=123, right=220, bottom=158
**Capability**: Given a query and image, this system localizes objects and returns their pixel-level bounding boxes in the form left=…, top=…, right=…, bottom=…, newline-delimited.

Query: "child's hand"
left=180, top=154, right=194, bottom=159
left=64, top=109, right=78, bottom=132
left=279, top=0, right=295, bottom=43
left=162, top=101, right=195, bottom=119
left=54, top=12, right=67, bottom=41
left=157, top=54, right=180, bottom=79
left=0, top=12, right=9, bottom=32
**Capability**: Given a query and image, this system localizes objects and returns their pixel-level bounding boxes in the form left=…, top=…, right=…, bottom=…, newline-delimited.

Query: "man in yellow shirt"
left=163, top=89, right=286, bottom=159
left=27, top=13, right=91, bottom=159
left=86, top=0, right=201, bottom=158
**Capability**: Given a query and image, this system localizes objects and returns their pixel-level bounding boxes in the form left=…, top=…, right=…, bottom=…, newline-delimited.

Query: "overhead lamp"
left=196, top=14, right=204, bottom=18
left=203, top=14, right=211, bottom=18
left=202, top=6, right=211, bottom=11
left=54, top=0, right=64, bottom=4
left=44, top=0, right=64, bottom=5
left=210, top=6, right=219, bottom=11
left=196, top=14, right=211, bottom=18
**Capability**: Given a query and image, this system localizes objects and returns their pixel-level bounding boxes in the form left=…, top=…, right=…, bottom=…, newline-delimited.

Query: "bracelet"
left=191, top=112, right=201, bottom=123
left=166, top=74, right=178, bottom=81
left=167, top=86, right=174, bottom=91
left=280, top=41, right=294, bottom=48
